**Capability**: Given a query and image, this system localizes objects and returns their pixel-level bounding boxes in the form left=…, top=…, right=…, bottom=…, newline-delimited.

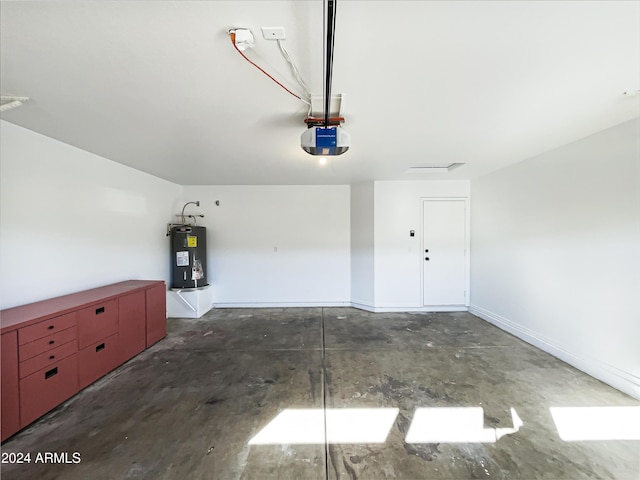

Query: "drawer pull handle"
left=47, top=325, right=55, bottom=330
left=49, top=355, right=55, bottom=360
left=49, top=340, right=55, bottom=345
left=96, top=307, right=105, bottom=315
left=96, top=343, right=105, bottom=352
left=45, top=367, right=58, bottom=379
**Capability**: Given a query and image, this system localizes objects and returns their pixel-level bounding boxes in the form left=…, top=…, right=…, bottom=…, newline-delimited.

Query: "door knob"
left=425, top=257, right=430, bottom=261
left=425, top=249, right=429, bottom=253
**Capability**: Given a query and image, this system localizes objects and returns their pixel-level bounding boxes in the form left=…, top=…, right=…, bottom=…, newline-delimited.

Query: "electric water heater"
left=170, top=225, right=208, bottom=289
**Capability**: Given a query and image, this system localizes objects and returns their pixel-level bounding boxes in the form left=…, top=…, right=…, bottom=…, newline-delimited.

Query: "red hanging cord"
left=229, top=32, right=302, bottom=101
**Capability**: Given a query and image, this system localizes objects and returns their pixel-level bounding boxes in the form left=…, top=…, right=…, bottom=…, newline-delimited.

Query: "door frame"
left=421, top=197, right=471, bottom=307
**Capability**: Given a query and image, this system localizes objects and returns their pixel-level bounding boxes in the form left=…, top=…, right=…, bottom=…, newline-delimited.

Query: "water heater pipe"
left=180, top=201, right=201, bottom=225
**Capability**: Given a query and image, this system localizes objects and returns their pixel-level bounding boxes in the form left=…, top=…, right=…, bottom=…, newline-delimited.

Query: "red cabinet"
left=77, top=300, right=118, bottom=349
left=145, top=284, right=167, bottom=347
left=78, top=334, right=120, bottom=389
left=17, top=312, right=79, bottom=428
left=1, top=332, right=20, bottom=441
left=18, top=312, right=76, bottom=345
left=0, top=280, right=166, bottom=442
left=19, top=340, right=78, bottom=379
left=118, top=291, right=146, bottom=363
left=19, top=326, right=77, bottom=361
left=20, top=354, right=79, bottom=427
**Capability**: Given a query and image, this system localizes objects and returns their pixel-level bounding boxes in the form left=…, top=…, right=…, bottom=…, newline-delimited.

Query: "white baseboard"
left=213, top=301, right=468, bottom=313
left=469, top=304, right=640, bottom=401
left=213, top=301, right=351, bottom=308
left=351, top=302, right=468, bottom=313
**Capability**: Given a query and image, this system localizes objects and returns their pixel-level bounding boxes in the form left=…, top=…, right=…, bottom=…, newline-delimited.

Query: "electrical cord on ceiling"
left=229, top=31, right=308, bottom=103
left=276, top=39, right=311, bottom=102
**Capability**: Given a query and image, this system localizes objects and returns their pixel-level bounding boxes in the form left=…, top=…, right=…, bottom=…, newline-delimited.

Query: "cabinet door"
left=20, top=354, right=78, bottom=427
left=145, top=284, right=166, bottom=347
left=78, top=334, right=120, bottom=389
left=1, top=332, right=20, bottom=441
left=118, top=291, right=146, bottom=362
left=77, top=300, right=118, bottom=349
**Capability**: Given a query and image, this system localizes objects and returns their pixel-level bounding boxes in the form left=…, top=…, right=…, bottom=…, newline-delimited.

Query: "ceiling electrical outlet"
left=261, top=27, right=286, bottom=40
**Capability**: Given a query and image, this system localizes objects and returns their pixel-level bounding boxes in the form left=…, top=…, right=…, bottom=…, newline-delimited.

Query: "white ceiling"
left=1, top=1, right=639, bottom=185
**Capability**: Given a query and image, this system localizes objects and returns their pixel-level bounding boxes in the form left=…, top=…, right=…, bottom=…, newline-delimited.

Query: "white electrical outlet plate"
left=261, top=27, right=286, bottom=40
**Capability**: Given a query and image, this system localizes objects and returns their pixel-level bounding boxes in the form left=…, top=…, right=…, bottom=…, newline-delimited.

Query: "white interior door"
left=422, top=199, right=467, bottom=306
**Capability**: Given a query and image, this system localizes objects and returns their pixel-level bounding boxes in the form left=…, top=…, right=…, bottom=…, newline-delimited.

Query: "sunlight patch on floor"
left=550, top=406, right=640, bottom=441
left=248, top=408, right=399, bottom=445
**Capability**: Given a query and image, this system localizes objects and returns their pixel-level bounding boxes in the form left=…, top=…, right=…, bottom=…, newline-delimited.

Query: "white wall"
left=0, top=121, right=182, bottom=309
left=470, top=118, right=640, bottom=399
left=373, top=181, right=470, bottom=310
left=350, top=182, right=375, bottom=307
left=181, top=185, right=351, bottom=306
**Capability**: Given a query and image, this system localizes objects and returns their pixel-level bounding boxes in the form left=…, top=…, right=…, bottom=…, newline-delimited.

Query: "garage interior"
left=1, top=1, right=639, bottom=479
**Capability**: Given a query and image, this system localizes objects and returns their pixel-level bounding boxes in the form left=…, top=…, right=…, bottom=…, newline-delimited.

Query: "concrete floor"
left=2, top=308, right=639, bottom=479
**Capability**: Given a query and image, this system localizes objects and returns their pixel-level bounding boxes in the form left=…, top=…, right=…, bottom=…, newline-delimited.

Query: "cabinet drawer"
left=19, top=327, right=77, bottom=361
left=19, top=340, right=77, bottom=379
left=77, top=300, right=118, bottom=349
left=20, top=354, right=78, bottom=427
left=18, top=312, right=77, bottom=345
left=78, top=334, right=120, bottom=389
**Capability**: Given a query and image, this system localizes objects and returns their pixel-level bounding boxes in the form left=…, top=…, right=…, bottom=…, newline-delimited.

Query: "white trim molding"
left=469, top=304, right=640, bottom=401
left=212, top=301, right=467, bottom=314
left=352, top=302, right=468, bottom=313
left=213, top=301, right=351, bottom=309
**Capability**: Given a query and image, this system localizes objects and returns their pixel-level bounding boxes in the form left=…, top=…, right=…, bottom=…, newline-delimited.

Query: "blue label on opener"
left=315, top=127, right=337, bottom=155
left=316, top=127, right=337, bottom=149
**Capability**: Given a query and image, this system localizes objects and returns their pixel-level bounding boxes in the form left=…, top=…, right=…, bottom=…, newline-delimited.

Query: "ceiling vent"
left=405, top=163, right=465, bottom=174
